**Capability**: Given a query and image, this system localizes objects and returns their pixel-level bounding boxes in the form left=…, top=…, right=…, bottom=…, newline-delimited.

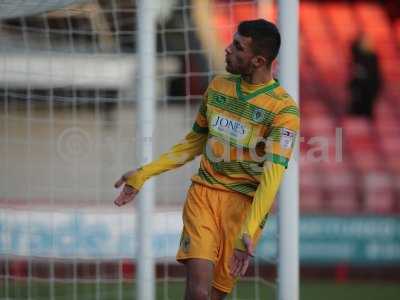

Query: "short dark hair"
left=238, top=19, right=281, bottom=65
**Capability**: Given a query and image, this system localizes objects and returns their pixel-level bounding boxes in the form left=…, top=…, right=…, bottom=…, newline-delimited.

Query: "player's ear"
left=252, top=55, right=267, bottom=68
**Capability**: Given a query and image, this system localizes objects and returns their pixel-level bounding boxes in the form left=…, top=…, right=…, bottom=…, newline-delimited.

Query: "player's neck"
left=241, top=68, right=273, bottom=85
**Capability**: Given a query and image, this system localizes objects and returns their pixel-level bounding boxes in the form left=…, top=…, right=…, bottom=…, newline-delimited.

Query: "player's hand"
left=230, top=234, right=254, bottom=277
left=114, top=171, right=139, bottom=206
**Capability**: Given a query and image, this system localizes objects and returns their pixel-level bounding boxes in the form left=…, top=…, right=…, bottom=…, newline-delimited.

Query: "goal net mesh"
left=0, top=0, right=278, bottom=299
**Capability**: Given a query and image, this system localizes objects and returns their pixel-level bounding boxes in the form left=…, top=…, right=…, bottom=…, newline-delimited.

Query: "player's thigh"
left=177, top=184, right=220, bottom=262
left=213, top=192, right=252, bottom=293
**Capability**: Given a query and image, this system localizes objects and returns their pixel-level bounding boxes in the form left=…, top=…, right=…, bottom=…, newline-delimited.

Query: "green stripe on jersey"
left=223, top=75, right=240, bottom=83
left=228, top=182, right=258, bottom=194
left=259, top=213, right=269, bottom=229
left=208, top=90, right=275, bottom=126
left=235, top=77, right=280, bottom=102
left=198, top=167, right=217, bottom=185
left=198, top=167, right=258, bottom=195
left=266, top=126, right=298, bottom=142
left=207, top=132, right=252, bottom=150
left=206, top=157, right=263, bottom=176
left=198, top=102, right=207, bottom=117
left=278, top=106, right=299, bottom=117
left=268, top=127, right=282, bottom=141
left=265, top=153, right=289, bottom=168
left=192, top=122, right=208, bottom=134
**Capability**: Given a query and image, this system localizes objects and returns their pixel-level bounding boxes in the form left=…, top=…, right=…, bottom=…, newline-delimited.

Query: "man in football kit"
left=114, top=19, right=299, bottom=300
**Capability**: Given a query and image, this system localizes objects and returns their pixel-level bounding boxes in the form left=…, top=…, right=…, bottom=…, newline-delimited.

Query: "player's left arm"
left=231, top=103, right=300, bottom=276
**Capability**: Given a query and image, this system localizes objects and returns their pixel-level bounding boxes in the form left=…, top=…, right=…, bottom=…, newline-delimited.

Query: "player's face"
left=225, top=33, right=256, bottom=75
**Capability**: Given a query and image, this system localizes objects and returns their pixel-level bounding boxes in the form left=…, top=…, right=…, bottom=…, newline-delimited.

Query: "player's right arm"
left=114, top=90, right=209, bottom=206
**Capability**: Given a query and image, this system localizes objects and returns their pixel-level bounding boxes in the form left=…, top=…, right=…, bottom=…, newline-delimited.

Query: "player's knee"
left=187, top=284, right=209, bottom=300
left=184, top=258, right=214, bottom=299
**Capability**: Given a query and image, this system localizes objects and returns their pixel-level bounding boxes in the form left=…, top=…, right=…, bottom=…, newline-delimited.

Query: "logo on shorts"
left=180, top=235, right=191, bottom=253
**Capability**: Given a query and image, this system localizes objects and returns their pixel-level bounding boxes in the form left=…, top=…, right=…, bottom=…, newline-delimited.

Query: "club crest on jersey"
left=252, top=108, right=265, bottom=122
left=280, top=128, right=296, bottom=149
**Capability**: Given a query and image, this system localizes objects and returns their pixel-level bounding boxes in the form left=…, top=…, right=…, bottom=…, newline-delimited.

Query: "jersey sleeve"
left=192, top=90, right=209, bottom=134
left=264, top=104, right=300, bottom=169
left=126, top=91, right=209, bottom=190
left=234, top=103, right=300, bottom=251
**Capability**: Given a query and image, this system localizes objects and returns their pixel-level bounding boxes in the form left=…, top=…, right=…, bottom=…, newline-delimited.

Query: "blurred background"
left=0, top=0, right=399, bottom=299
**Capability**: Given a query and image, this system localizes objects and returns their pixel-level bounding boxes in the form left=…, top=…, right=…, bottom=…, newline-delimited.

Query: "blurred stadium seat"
left=362, top=172, right=395, bottom=214
left=299, top=1, right=399, bottom=215
left=300, top=160, right=324, bottom=212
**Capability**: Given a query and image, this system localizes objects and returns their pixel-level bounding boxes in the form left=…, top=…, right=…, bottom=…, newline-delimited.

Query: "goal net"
left=0, top=0, right=279, bottom=299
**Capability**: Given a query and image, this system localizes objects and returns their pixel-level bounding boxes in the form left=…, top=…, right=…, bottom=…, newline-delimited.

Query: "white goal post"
left=278, top=0, right=299, bottom=300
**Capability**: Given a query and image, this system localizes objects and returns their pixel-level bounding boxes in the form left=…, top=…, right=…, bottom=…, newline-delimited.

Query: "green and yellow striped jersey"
left=126, top=75, right=299, bottom=250
left=191, top=75, right=299, bottom=197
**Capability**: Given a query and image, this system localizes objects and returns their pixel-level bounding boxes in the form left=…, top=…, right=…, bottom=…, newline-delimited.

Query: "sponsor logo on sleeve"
left=280, top=128, right=296, bottom=149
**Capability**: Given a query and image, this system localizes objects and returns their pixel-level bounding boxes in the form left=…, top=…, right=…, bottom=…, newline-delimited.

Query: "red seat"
left=300, top=165, right=324, bottom=213
left=396, top=20, right=400, bottom=45
left=386, top=157, right=400, bottom=174
left=393, top=176, right=400, bottom=213
left=381, top=137, right=400, bottom=156
left=302, top=115, right=336, bottom=136
left=362, top=172, right=394, bottom=214
left=353, top=152, right=383, bottom=173
left=328, top=192, right=359, bottom=214
left=324, top=3, right=359, bottom=44
left=354, top=3, right=393, bottom=39
left=297, top=1, right=399, bottom=215
left=374, top=101, right=397, bottom=125
left=341, top=117, right=372, bottom=136
left=322, top=169, right=359, bottom=214
left=300, top=188, right=324, bottom=213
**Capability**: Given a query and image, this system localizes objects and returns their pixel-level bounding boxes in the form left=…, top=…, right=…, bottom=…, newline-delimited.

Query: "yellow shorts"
left=176, top=183, right=258, bottom=293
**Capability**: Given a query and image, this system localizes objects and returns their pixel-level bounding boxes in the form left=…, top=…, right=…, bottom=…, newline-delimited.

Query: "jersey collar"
left=235, top=77, right=279, bottom=102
